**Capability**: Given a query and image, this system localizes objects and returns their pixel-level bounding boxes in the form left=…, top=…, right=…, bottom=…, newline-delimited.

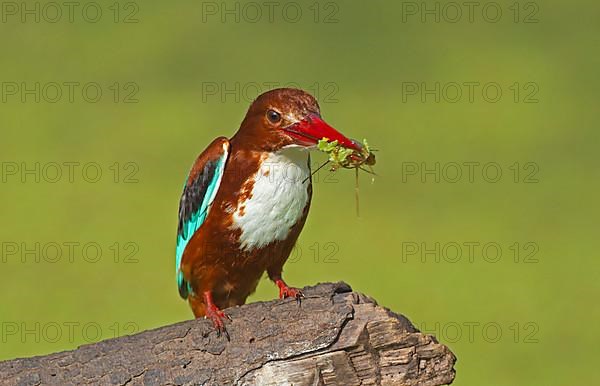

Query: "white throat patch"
left=232, top=148, right=311, bottom=251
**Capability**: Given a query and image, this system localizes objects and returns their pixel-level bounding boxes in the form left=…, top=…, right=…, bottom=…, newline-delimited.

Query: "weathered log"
left=0, top=282, right=456, bottom=386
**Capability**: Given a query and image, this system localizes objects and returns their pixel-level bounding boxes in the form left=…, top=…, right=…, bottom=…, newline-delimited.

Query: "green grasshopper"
left=315, top=138, right=377, bottom=216
left=317, top=138, right=376, bottom=172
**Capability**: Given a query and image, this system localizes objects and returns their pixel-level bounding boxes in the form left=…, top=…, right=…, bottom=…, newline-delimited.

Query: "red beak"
left=283, top=115, right=362, bottom=151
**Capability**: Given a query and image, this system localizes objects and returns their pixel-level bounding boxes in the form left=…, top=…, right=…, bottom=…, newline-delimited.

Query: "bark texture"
left=0, top=282, right=456, bottom=386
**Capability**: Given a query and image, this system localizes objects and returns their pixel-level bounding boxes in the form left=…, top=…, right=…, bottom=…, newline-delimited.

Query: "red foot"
left=275, top=279, right=304, bottom=303
left=203, top=291, right=230, bottom=340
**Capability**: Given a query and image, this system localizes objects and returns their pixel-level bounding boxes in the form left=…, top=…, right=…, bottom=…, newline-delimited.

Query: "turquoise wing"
left=176, top=138, right=229, bottom=299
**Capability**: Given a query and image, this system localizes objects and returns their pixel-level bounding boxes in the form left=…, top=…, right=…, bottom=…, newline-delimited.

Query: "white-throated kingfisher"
left=175, top=88, right=361, bottom=335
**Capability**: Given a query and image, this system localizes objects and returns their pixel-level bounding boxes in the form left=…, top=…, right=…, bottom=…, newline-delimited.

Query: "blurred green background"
left=1, top=1, right=597, bottom=385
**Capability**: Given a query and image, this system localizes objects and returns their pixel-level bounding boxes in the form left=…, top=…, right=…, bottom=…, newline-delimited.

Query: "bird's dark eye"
left=267, top=109, right=281, bottom=123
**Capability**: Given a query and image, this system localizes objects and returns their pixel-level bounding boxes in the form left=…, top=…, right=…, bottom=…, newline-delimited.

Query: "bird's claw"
left=281, top=286, right=304, bottom=301
left=206, top=305, right=230, bottom=340
left=275, top=279, right=304, bottom=305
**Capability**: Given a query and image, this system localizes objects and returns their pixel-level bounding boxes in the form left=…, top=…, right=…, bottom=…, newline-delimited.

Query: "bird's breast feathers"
left=231, top=148, right=311, bottom=251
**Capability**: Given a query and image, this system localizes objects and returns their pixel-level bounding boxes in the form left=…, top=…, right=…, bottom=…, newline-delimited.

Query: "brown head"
left=231, top=88, right=361, bottom=152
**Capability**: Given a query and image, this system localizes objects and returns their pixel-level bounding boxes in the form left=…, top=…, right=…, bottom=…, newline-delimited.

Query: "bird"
left=175, top=88, right=362, bottom=335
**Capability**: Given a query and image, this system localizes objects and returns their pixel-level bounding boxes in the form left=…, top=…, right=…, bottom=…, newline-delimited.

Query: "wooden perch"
left=0, top=282, right=456, bottom=386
